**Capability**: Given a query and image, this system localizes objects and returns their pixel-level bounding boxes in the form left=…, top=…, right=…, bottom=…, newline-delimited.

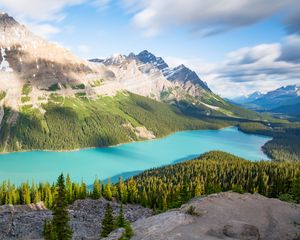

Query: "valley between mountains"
left=0, top=9, right=300, bottom=240
left=0, top=12, right=299, bottom=161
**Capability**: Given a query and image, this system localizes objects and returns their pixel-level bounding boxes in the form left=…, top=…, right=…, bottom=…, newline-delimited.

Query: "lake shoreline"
left=0, top=125, right=232, bottom=155
left=0, top=126, right=272, bottom=185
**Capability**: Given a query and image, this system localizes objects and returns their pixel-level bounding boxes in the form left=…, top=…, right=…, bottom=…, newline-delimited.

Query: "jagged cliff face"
left=100, top=53, right=173, bottom=100
left=133, top=50, right=211, bottom=97
left=95, top=50, right=214, bottom=101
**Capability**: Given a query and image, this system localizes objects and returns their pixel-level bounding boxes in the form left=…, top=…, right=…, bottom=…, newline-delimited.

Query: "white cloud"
left=92, top=0, right=110, bottom=8
left=0, top=0, right=86, bottom=38
left=124, top=0, right=299, bottom=36
left=0, top=0, right=85, bottom=21
left=28, top=23, right=61, bottom=39
left=279, top=34, right=300, bottom=63
left=165, top=35, right=300, bottom=98
left=164, top=56, right=215, bottom=76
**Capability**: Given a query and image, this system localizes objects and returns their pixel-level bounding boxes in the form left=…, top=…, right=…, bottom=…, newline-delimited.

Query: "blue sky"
left=49, top=2, right=286, bottom=61
left=0, top=0, right=300, bottom=97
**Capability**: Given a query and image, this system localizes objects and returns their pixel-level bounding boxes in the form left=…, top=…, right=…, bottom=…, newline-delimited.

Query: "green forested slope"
left=0, top=92, right=227, bottom=152
left=128, top=151, right=300, bottom=209
left=1, top=151, right=299, bottom=209
left=1, top=89, right=299, bottom=161
left=238, top=122, right=300, bottom=161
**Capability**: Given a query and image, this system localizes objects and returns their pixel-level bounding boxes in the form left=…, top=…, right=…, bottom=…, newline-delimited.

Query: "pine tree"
left=291, top=174, right=300, bottom=203
left=194, top=178, right=204, bottom=197
left=79, top=180, right=87, bottom=199
left=43, top=220, right=56, bottom=240
left=66, top=174, right=73, bottom=204
left=118, top=177, right=127, bottom=203
left=141, top=187, right=148, bottom=207
left=123, top=223, right=133, bottom=239
left=127, top=177, right=137, bottom=203
left=103, top=178, right=112, bottom=201
left=44, top=182, right=53, bottom=208
left=34, top=189, right=41, bottom=203
left=92, top=176, right=101, bottom=199
left=100, top=203, right=115, bottom=238
left=52, top=174, right=72, bottom=240
left=31, top=181, right=35, bottom=203
left=116, top=204, right=126, bottom=228
left=21, top=183, right=31, bottom=204
left=119, top=222, right=133, bottom=240
left=162, top=194, right=168, bottom=211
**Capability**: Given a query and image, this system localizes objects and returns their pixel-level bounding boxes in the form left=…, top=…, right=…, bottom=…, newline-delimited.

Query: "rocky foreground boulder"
left=107, top=192, right=300, bottom=240
left=0, top=192, right=300, bottom=240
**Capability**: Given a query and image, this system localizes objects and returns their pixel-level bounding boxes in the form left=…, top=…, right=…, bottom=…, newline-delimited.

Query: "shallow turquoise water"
left=0, top=127, right=271, bottom=185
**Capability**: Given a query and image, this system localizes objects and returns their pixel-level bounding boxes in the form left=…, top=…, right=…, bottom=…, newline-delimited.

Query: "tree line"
left=42, top=174, right=132, bottom=240
left=238, top=122, right=300, bottom=162
left=1, top=151, right=299, bottom=210
left=0, top=93, right=226, bottom=152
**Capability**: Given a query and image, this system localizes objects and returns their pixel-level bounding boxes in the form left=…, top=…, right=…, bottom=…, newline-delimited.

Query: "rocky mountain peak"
left=165, top=63, right=210, bottom=91
left=248, top=91, right=263, bottom=99
left=103, top=53, right=127, bottom=65
left=0, top=12, right=18, bottom=30
left=137, top=50, right=169, bottom=70
left=127, top=52, right=138, bottom=60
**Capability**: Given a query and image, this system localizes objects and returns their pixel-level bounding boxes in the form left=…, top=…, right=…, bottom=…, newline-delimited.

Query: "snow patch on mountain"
left=0, top=47, right=13, bottom=72
left=104, top=53, right=127, bottom=65
left=201, top=102, right=219, bottom=110
left=137, top=50, right=169, bottom=70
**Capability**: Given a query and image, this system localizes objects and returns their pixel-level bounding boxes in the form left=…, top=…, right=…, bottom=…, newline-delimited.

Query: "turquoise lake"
left=0, top=127, right=271, bottom=185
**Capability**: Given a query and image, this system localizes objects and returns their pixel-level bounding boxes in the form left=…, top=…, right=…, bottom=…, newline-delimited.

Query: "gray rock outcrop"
left=130, top=192, right=300, bottom=240
left=0, top=192, right=299, bottom=240
left=0, top=198, right=152, bottom=240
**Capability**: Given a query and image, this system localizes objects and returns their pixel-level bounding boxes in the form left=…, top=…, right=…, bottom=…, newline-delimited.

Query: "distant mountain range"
left=231, top=91, right=264, bottom=104
left=231, top=85, right=300, bottom=118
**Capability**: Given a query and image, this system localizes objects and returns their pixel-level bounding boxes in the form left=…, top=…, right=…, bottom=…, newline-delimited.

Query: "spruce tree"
left=194, top=178, right=204, bottom=197
left=103, top=178, right=112, bottom=201
left=141, top=187, right=148, bottom=207
left=123, top=223, right=133, bottom=239
left=291, top=174, right=300, bottom=203
left=92, top=176, right=101, bottom=199
left=116, top=204, right=126, bottom=227
left=43, top=220, right=56, bottom=240
left=44, top=182, right=53, bottom=208
left=21, top=183, right=31, bottom=204
left=118, top=177, right=127, bottom=203
left=100, top=203, right=115, bottom=237
left=66, top=174, right=73, bottom=204
left=79, top=180, right=87, bottom=199
left=52, top=174, right=73, bottom=240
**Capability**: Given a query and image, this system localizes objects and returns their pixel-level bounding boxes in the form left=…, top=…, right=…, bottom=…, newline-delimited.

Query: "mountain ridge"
left=0, top=13, right=268, bottom=153
left=231, top=84, right=300, bottom=118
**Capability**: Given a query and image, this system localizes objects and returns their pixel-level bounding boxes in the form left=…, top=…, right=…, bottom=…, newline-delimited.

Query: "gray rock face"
left=0, top=13, right=18, bottom=30
left=0, top=199, right=152, bottom=240
left=131, top=192, right=300, bottom=240
left=223, top=221, right=260, bottom=240
left=0, top=202, right=50, bottom=240
left=103, top=228, right=125, bottom=240
left=136, top=50, right=169, bottom=70
left=1, top=193, right=299, bottom=240
left=69, top=199, right=152, bottom=240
